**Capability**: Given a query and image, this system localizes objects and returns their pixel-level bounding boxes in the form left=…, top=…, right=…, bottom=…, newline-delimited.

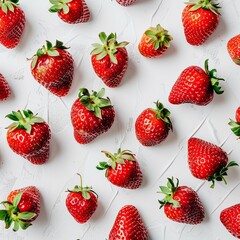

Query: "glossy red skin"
left=116, top=0, right=137, bottom=6
left=182, top=5, right=219, bottom=46
left=31, top=49, right=74, bottom=97
left=227, top=34, right=240, bottom=65
left=236, top=107, right=240, bottom=122
left=0, top=73, right=11, bottom=101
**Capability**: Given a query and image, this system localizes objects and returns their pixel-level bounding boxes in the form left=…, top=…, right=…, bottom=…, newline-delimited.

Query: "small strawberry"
left=109, top=205, right=148, bottom=240
left=229, top=107, right=240, bottom=137
left=158, top=177, right=204, bottom=224
left=97, top=149, right=143, bottom=189
left=91, top=32, right=128, bottom=88
left=169, top=59, right=224, bottom=105
left=6, top=109, right=51, bottom=164
left=138, top=24, right=172, bottom=58
left=182, top=0, right=220, bottom=46
left=66, top=174, right=98, bottom=223
left=30, top=40, right=74, bottom=97
left=116, top=0, right=136, bottom=6
left=0, top=0, right=26, bottom=48
left=135, top=101, right=172, bottom=146
left=0, top=186, right=40, bottom=231
left=71, top=88, right=115, bottom=144
left=49, top=0, right=90, bottom=24
left=0, top=73, right=11, bottom=101
left=227, top=35, right=240, bottom=65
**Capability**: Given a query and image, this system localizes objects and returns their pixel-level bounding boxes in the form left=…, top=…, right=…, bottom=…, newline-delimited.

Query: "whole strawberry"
left=0, top=73, right=11, bottom=101
left=109, top=205, right=148, bottom=240
left=188, top=137, right=238, bottom=188
left=6, top=110, right=51, bottom=164
left=71, top=88, right=115, bottom=144
left=138, top=24, right=172, bottom=58
left=227, top=35, right=240, bottom=65
left=97, top=149, right=143, bottom=189
left=0, top=0, right=26, bottom=48
left=169, top=59, right=224, bottom=105
left=30, top=40, right=74, bottom=97
left=66, top=174, right=98, bottom=223
left=49, top=0, right=90, bottom=24
left=229, top=107, right=240, bottom=137
left=135, top=101, right=172, bottom=146
left=158, top=177, right=204, bottom=224
left=91, top=32, right=128, bottom=88
left=116, top=0, right=136, bottom=6
left=182, top=0, right=220, bottom=46
left=0, top=186, right=40, bottom=231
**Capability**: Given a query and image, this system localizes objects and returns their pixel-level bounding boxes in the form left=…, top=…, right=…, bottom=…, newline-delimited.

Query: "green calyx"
left=228, top=119, right=240, bottom=137
left=49, top=0, right=72, bottom=14
left=90, top=32, right=129, bottom=64
left=0, top=0, right=18, bottom=14
left=145, top=24, right=172, bottom=50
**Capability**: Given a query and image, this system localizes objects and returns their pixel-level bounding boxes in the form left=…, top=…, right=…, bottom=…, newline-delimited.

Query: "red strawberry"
left=169, top=59, right=224, bottom=105
left=0, top=73, right=11, bottom=101
left=91, top=32, right=128, bottom=88
left=0, top=0, right=26, bottom=48
left=135, top=101, right=172, bottom=146
left=116, top=0, right=136, bottom=6
left=6, top=109, right=51, bottom=164
left=97, top=149, right=143, bottom=189
left=71, top=88, right=115, bottom=144
left=227, top=35, right=240, bottom=65
left=158, top=177, right=204, bottom=224
left=182, top=0, right=220, bottom=46
left=229, top=107, right=240, bottom=137
left=0, top=186, right=40, bottom=231
left=220, top=204, right=240, bottom=238
left=30, top=40, right=74, bottom=97
left=66, top=174, right=98, bottom=223
left=49, top=0, right=90, bottom=24
left=236, top=107, right=240, bottom=122
left=138, top=24, right=172, bottom=58
left=109, top=205, right=148, bottom=240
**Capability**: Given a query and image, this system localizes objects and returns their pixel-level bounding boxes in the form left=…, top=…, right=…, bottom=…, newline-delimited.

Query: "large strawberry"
left=6, top=109, right=51, bottom=164
left=138, top=24, right=172, bottom=58
left=91, top=32, right=128, bottom=88
left=66, top=174, right=98, bottom=223
left=49, top=0, right=90, bottom=24
left=229, top=107, right=240, bottom=137
left=182, top=0, right=220, bottom=46
left=0, top=186, right=40, bottom=231
left=30, top=40, right=74, bottom=97
left=109, top=205, right=148, bottom=240
left=158, top=177, right=204, bottom=224
left=169, top=59, right=224, bottom=105
left=71, top=88, right=115, bottom=144
left=116, top=0, right=136, bottom=6
left=135, top=101, right=172, bottom=146
left=227, top=35, right=240, bottom=65
left=0, top=0, right=26, bottom=48
left=97, top=149, right=143, bottom=189
left=0, top=73, right=11, bottom=101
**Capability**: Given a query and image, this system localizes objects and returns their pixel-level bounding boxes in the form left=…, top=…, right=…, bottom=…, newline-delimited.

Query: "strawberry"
left=66, top=174, right=98, bottom=223
left=0, top=73, right=11, bottom=101
left=6, top=109, right=51, bottom=165
left=91, top=32, right=128, bottom=88
left=116, top=0, right=136, bottom=6
left=135, top=101, right=172, bottom=146
left=220, top=204, right=240, bottom=238
left=109, top=205, right=148, bottom=240
left=229, top=107, right=240, bottom=137
left=49, top=0, right=90, bottom=24
left=182, top=0, right=220, bottom=46
left=158, top=177, right=204, bottom=224
left=227, top=35, right=240, bottom=65
left=0, top=0, right=26, bottom=48
left=97, top=149, right=143, bottom=189
left=138, top=24, right=172, bottom=58
left=30, top=40, right=74, bottom=97
left=169, top=59, right=224, bottom=105
left=71, top=88, right=115, bottom=144
left=0, top=186, right=40, bottom=231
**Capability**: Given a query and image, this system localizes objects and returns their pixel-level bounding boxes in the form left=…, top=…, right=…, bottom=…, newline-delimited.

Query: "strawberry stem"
left=228, top=119, right=240, bottom=137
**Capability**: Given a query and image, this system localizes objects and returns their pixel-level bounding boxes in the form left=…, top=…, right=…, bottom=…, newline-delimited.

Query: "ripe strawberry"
left=0, top=186, right=40, bottom=231
left=97, top=149, right=143, bottom=189
left=6, top=109, right=51, bottom=164
left=229, top=107, right=240, bottom=137
left=169, top=59, right=224, bottom=105
left=158, top=177, right=204, bottom=224
left=116, top=0, right=136, bottom=6
left=135, top=101, right=172, bottom=146
left=182, top=0, right=220, bottom=46
left=30, top=40, right=74, bottom=97
left=91, top=32, right=128, bottom=88
left=227, top=35, right=240, bottom=65
left=49, top=0, right=90, bottom=24
left=0, top=0, right=26, bottom=48
left=71, top=88, right=115, bottom=144
left=0, top=73, right=11, bottom=101
left=138, top=24, right=172, bottom=58
left=109, top=205, right=148, bottom=240
left=66, top=174, right=98, bottom=223
left=188, top=137, right=238, bottom=188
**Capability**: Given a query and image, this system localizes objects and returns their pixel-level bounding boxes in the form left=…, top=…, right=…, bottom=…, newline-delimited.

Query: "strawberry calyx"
left=91, top=32, right=129, bottom=64
left=49, top=0, right=72, bottom=14
left=0, top=0, right=18, bottom=14
left=229, top=119, right=240, bottom=137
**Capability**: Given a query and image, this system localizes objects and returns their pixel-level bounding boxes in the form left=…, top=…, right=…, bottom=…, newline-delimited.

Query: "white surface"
left=0, top=0, right=240, bottom=239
